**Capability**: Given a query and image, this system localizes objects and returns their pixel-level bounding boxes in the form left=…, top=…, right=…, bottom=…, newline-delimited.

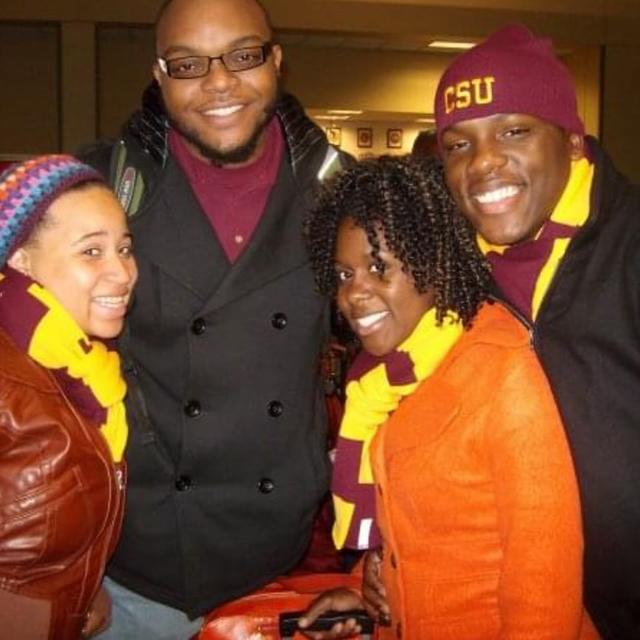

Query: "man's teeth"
left=356, top=311, right=388, bottom=329
left=94, top=296, right=127, bottom=307
left=203, top=105, right=243, bottom=117
left=474, top=185, right=520, bottom=204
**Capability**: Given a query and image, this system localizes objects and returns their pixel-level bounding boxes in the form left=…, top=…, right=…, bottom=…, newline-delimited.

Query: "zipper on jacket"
left=486, top=215, right=596, bottom=353
left=487, top=293, right=536, bottom=348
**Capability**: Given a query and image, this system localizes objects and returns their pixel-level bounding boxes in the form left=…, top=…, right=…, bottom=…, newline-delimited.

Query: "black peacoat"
left=82, top=90, right=343, bottom=616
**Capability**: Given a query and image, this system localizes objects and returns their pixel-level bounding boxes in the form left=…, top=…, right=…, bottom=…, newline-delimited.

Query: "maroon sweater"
left=169, top=118, right=284, bottom=262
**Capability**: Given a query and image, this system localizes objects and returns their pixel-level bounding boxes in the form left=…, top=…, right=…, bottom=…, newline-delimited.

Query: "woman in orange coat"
left=299, top=156, right=598, bottom=639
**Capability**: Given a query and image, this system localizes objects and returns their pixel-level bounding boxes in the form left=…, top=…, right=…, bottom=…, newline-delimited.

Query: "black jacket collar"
left=125, top=82, right=326, bottom=178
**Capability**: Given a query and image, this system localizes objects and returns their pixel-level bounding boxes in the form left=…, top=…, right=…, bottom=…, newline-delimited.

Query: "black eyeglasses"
left=157, top=43, right=273, bottom=79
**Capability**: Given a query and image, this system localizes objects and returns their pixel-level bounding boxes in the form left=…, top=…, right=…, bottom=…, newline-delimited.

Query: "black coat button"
left=271, top=312, right=288, bottom=330
left=184, top=400, right=202, bottom=418
left=123, top=361, right=138, bottom=376
left=258, top=478, right=275, bottom=494
left=191, top=318, right=206, bottom=335
left=175, top=475, right=192, bottom=491
left=267, top=400, right=283, bottom=417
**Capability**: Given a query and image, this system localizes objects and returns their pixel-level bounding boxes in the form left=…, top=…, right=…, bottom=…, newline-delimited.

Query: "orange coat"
left=370, top=303, right=599, bottom=640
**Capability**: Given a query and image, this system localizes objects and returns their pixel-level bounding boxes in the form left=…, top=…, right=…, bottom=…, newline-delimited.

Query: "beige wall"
left=283, top=45, right=449, bottom=116
left=602, top=45, right=640, bottom=182
left=0, top=0, right=638, bottom=180
left=61, top=23, right=96, bottom=150
left=324, top=123, right=429, bottom=158
left=0, top=23, right=60, bottom=154
left=564, top=47, right=602, bottom=140
left=97, top=26, right=154, bottom=139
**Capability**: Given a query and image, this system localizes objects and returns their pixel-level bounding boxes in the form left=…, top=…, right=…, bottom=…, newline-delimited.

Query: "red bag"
left=198, top=573, right=375, bottom=640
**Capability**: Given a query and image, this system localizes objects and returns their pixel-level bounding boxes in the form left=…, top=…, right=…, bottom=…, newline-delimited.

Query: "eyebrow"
left=71, top=231, right=133, bottom=245
left=160, top=35, right=268, bottom=58
left=442, top=124, right=465, bottom=135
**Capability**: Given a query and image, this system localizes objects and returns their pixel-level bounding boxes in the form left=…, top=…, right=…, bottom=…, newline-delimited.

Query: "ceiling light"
left=327, top=109, right=363, bottom=115
left=314, top=114, right=351, bottom=121
left=415, top=117, right=435, bottom=123
left=427, top=40, right=476, bottom=51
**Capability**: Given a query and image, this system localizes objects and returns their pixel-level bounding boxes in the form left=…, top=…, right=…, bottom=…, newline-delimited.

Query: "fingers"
left=362, top=579, right=388, bottom=611
left=301, top=618, right=362, bottom=640
left=362, top=549, right=390, bottom=624
left=81, top=586, right=111, bottom=638
left=299, top=588, right=364, bottom=628
left=81, top=609, right=102, bottom=638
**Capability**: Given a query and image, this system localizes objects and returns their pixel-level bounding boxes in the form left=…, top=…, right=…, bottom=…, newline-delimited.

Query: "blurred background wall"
left=0, top=0, right=638, bottom=179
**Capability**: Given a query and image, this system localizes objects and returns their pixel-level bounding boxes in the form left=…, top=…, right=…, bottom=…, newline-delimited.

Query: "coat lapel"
left=131, top=148, right=320, bottom=314
left=382, top=379, right=461, bottom=461
left=199, top=157, right=313, bottom=314
left=130, top=159, right=230, bottom=303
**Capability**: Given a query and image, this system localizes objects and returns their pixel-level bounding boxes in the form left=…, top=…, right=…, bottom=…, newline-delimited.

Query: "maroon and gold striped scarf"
left=0, top=267, right=128, bottom=461
left=478, top=158, right=593, bottom=320
left=331, top=308, right=463, bottom=550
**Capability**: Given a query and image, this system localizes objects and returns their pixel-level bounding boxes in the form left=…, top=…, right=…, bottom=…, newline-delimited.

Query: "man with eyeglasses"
left=80, top=0, right=348, bottom=638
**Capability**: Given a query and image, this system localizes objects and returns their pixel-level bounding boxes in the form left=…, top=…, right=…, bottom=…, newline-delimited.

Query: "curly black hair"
left=304, top=155, right=490, bottom=327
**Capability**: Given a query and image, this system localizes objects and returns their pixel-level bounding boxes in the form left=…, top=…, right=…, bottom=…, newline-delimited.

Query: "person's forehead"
left=156, top=0, right=270, bottom=50
left=443, top=112, right=553, bottom=134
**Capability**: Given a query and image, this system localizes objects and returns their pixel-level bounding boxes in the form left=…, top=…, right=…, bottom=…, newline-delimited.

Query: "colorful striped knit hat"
left=0, top=154, right=104, bottom=266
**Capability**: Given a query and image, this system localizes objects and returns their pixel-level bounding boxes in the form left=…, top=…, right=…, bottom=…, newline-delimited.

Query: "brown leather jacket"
left=0, top=328, right=125, bottom=640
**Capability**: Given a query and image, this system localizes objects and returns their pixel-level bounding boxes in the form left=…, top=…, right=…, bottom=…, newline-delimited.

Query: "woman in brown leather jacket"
left=0, top=155, right=137, bottom=639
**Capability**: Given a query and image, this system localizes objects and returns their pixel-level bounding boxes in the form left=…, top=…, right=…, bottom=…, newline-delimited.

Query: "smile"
left=473, top=185, right=521, bottom=204
left=201, top=104, right=244, bottom=118
left=353, top=310, right=389, bottom=336
left=93, top=295, right=129, bottom=309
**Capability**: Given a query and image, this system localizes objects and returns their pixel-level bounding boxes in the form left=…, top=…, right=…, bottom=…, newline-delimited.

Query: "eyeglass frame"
left=156, top=42, right=274, bottom=79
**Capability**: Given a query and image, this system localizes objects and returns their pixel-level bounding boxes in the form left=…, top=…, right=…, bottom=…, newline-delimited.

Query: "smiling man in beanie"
left=433, top=23, right=640, bottom=639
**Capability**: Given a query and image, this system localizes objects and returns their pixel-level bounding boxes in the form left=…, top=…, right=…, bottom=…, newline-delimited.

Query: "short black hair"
left=411, top=128, right=438, bottom=158
left=305, top=155, right=490, bottom=327
left=155, top=0, right=274, bottom=39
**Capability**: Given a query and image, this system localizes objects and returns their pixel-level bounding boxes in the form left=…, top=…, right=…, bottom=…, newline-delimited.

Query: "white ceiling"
left=330, top=0, right=640, bottom=19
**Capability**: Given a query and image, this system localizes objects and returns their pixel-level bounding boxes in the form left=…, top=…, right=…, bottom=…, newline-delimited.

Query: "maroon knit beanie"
left=434, top=24, right=584, bottom=145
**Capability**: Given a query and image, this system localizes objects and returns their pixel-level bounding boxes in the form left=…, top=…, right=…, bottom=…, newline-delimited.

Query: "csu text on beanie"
left=434, top=24, right=584, bottom=143
left=0, top=154, right=104, bottom=266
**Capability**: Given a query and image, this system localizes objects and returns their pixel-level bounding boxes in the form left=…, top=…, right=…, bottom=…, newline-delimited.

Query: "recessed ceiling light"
left=327, top=109, right=363, bottom=115
left=427, top=40, right=476, bottom=51
left=314, top=114, right=351, bottom=121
